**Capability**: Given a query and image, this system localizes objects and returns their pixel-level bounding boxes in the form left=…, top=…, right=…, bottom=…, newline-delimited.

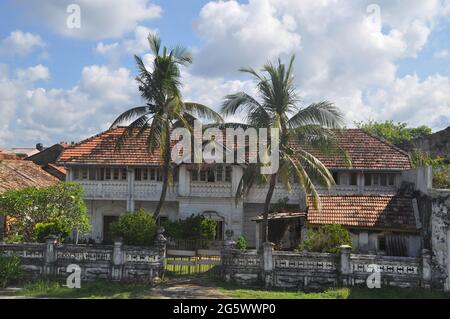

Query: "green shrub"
left=109, top=209, right=157, bottom=246
left=0, top=182, right=90, bottom=242
left=34, top=220, right=71, bottom=243
left=0, top=254, right=22, bottom=288
left=163, top=214, right=217, bottom=240
left=297, top=224, right=351, bottom=254
left=235, top=235, right=247, bottom=251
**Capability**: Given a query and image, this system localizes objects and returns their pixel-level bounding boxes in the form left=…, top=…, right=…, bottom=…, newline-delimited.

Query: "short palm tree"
left=111, top=34, right=223, bottom=220
left=222, top=55, right=349, bottom=243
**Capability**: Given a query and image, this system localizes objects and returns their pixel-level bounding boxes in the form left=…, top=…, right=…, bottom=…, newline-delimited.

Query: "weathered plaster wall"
left=430, top=190, right=450, bottom=290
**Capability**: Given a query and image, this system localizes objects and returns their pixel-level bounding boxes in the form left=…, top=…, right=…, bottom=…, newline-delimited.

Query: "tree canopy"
left=0, top=182, right=90, bottom=242
left=355, top=120, right=432, bottom=146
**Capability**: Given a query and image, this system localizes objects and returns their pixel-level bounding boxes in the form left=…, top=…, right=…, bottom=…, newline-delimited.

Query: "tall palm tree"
left=222, top=55, right=349, bottom=243
left=111, top=34, right=223, bottom=220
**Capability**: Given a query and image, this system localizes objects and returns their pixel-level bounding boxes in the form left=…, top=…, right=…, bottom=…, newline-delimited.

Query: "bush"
left=0, top=254, right=22, bottom=288
left=163, top=214, right=217, bottom=240
left=0, top=182, right=90, bottom=242
left=235, top=235, right=247, bottom=251
left=109, top=209, right=156, bottom=246
left=34, top=220, right=71, bottom=243
left=297, top=224, right=351, bottom=254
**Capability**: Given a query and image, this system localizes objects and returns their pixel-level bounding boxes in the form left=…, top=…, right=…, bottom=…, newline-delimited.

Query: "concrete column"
left=111, top=240, right=124, bottom=281
left=231, top=166, right=243, bottom=197
left=255, top=222, right=261, bottom=251
left=178, top=165, right=190, bottom=196
left=126, top=168, right=135, bottom=212
left=357, top=172, right=364, bottom=193
left=221, top=232, right=236, bottom=283
left=154, top=227, right=167, bottom=279
left=262, top=242, right=274, bottom=288
left=44, top=235, right=58, bottom=276
left=421, top=249, right=431, bottom=288
left=339, top=245, right=352, bottom=287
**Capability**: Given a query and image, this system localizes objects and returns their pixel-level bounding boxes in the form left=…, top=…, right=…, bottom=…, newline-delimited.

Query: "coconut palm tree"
left=111, top=34, right=223, bottom=220
left=221, top=55, right=349, bottom=243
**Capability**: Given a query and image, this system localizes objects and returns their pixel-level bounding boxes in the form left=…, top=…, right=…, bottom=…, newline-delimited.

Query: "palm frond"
left=288, top=101, right=344, bottom=129
left=110, top=106, right=151, bottom=128
left=184, top=102, right=223, bottom=123
left=148, top=34, right=161, bottom=56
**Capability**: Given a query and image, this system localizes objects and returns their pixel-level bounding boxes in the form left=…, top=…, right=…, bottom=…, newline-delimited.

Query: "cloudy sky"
left=0, top=0, right=449, bottom=148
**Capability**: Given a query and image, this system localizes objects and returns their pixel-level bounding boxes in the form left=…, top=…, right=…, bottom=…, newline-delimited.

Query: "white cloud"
left=16, top=65, right=50, bottom=82
left=367, top=74, right=450, bottom=129
left=192, top=0, right=450, bottom=130
left=193, top=0, right=301, bottom=76
left=0, top=65, right=141, bottom=148
left=15, top=0, right=161, bottom=40
left=0, top=30, right=45, bottom=56
left=435, top=49, right=450, bottom=59
left=95, top=26, right=156, bottom=63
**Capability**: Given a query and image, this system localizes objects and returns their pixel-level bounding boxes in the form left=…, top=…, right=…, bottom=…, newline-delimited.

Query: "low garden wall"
left=221, top=242, right=431, bottom=291
left=0, top=232, right=166, bottom=282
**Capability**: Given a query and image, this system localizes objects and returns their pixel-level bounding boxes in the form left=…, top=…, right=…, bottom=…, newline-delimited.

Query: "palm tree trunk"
left=262, top=173, right=277, bottom=244
left=154, top=126, right=171, bottom=221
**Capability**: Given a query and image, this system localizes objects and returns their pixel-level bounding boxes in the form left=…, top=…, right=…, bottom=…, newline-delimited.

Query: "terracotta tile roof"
left=307, top=195, right=418, bottom=231
left=58, top=127, right=167, bottom=165
left=58, top=127, right=411, bottom=170
left=0, top=159, right=59, bottom=193
left=295, top=129, right=411, bottom=170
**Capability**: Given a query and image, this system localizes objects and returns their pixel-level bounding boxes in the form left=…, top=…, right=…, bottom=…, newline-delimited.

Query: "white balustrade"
left=79, top=181, right=128, bottom=199
left=190, top=182, right=232, bottom=197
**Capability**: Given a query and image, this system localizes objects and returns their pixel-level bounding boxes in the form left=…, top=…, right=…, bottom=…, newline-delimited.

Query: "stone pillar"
left=261, top=242, right=274, bottom=288
left=421, top=249, right=432, bottom=288
left=221, top=230, right=236, bottom=282
left=339, top=245, right=352, bottom=287
left=111, top=240, right=124, bottom=281
left=255, top=223, right=261, bottom=251
left=154, top=227, right=167, bottom=279
left=126, top=167, right=135, bottom=212
left=44, top=235, right=58, bottom=276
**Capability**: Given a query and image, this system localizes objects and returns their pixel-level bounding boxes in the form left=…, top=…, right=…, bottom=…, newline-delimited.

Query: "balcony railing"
left=79, top=181, right=177, bottom=200
left=190, top=182, right=232, bottom=198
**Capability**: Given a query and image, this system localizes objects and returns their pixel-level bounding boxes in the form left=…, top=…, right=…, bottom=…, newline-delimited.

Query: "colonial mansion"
left=57, top=127, right=428, bottom=257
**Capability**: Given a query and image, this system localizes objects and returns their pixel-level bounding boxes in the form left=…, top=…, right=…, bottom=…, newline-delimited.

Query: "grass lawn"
left=217, top=284, right=450, bottom=299
left=1, top=278, right=450, bottom=299
left=0, top=280, right=156, bottom=299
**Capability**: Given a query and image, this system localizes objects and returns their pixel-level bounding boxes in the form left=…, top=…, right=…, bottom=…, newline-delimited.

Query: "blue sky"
left=0, top=0, right=449, bottom=148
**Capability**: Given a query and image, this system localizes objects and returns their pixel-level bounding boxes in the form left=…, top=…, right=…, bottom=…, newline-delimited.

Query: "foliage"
left=109, top=209, right=157, bottom=246
left=410, top=149, right=450, bottom=188
left=0, top=182, right=90, bottom=242
left=110, top=34, right=223, bottom=219
left=0, top=254, right=22, bottom=288
left=34, top=219, right=71, bottom=243
left=355, top=120, right=432, bottom=146
left=222, top=55, right=348, bottom=242
left=235, top=235, right=247, bottom=251
left=163, top=214, right=217, bottom=240
left=296, top=224, right=351, bottom=253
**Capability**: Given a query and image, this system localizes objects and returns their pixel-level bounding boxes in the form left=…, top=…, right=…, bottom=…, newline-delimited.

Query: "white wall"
left=86, top=199, right=126, bottom=242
